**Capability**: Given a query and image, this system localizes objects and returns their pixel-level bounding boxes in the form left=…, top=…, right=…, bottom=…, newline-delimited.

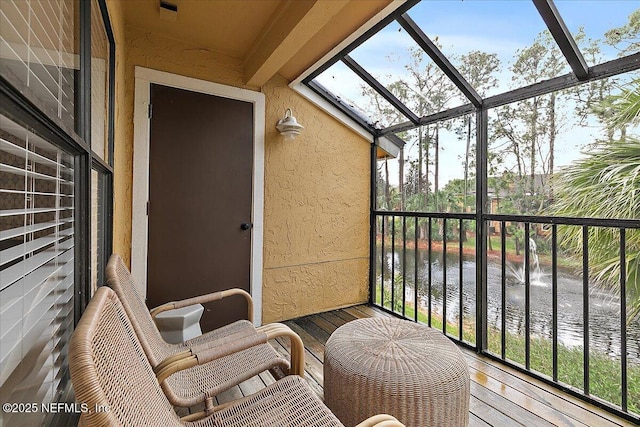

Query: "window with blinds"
left=90, top=169, right=105, bottom=294
left=91, top=0, right=109, bottom=163
left=90, top=0, right=111, bottom=295
left=0, top=114, right=75, bottom=426
left=0, top=0, right=79, bottom=132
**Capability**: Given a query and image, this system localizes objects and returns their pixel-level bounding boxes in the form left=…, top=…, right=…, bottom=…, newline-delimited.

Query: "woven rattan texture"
left=164, top=343, right=287, bottom=402
left=105, top=254, right=289, bottom=407
left=324, top=318, right=470, bottom=427
left=70, top=287, right=186, bottom=426
left=196, top=376, right=344, bottom=427
left=106, top=254, right=254, bottom=363
left=70, top=288, right=347, bottom=427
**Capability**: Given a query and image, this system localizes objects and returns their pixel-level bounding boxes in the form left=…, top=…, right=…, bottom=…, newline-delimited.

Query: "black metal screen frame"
left=347, top=1, right=640, bottom=422
left=90, top=0, right=116, bottom=298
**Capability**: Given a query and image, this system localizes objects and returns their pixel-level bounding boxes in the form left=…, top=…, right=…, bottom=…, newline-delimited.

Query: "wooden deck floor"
left=205, top=305, right=635, bottom=427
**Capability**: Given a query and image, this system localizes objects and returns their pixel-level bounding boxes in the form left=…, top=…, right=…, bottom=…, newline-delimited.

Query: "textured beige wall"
left=106, top=0, right=130, bottom=266
left=109, top=24, right=370, bottom=322
left=262, top=75, right=370, bottom=322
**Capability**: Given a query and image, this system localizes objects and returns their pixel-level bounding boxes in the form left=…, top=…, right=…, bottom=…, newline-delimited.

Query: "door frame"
left=132, top=66, right=265, bottom=325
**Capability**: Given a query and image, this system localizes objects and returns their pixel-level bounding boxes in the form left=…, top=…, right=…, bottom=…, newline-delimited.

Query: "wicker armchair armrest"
left=355, top=414, right=405, bottom=427
left=155, top=327, right=264, bottom=373
left=155, top=323, right=306, bottom=382
left=155, top=331, right=268, bottom=383
left=257, top=323, right=305, bottom=377
left=188, top=326, right=259, bottom=354
left=194, top=332, right=269, bottom=365
left=150, top=288, right=254, bottom=322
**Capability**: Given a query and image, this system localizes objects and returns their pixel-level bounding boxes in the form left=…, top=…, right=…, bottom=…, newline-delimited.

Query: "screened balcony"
left=204, top=305, right=635, bottom=427
left=1, top=0, right=639, bottom=426
left=299, top=0, right=640, bottom=423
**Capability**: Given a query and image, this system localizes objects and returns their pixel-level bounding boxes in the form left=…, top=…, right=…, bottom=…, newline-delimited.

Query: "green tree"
left=456, top=51, right=500, bottom=210
left=609, top=77, right=640, bottom=130
left=398, top=45, right=459, bottom=213
left=605, top=9, right=640, bottom=56
left=551, top=66, right=640, bottom=321
left=550, top=137, right=640, bottom=321
left=492, top=31, right=569, bottom=214
left=367, top=43, right=461, bottom=242
left=570, top=36, right=620, bottom=143
left=362, top=82, right=408, bottom=210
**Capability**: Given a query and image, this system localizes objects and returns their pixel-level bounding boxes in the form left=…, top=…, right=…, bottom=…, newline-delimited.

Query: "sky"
left=314, top=0, right=640, bottom=187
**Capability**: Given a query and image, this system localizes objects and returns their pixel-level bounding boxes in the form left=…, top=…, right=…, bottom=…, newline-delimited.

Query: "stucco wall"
left=109, top=24, right=370, bottom=322
left=106, top=0, right=129, bottom=266
left=262, top=75, right=370, bottom=322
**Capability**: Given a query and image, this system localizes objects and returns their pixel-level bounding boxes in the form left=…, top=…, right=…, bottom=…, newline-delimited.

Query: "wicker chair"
left=105, top=254, right=304, bottom=413
left=70, top=286, right=405, bottom=427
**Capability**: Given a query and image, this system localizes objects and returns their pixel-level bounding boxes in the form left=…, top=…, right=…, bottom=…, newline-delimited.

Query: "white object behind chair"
left=154, top=304, right=204, bottom=344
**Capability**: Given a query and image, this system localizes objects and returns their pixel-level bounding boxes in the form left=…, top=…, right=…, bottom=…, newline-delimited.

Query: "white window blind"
left=90, top=169, right=99, bottom=293
left=0, top=114, right=75, bottom=427
left=0, top=0, right=78, bottom=131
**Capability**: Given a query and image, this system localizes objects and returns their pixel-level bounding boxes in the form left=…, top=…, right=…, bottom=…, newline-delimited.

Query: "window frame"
left=0, top=0, right=114, bottom=423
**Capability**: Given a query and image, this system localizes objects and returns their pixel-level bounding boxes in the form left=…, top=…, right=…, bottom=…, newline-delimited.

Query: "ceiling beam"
left=342, top=55, right=420, bottom=124
left=484, top=52, right=640, bottom=109
left=532, top=0, right=589, bottom=80
left=302, top=0, right=420, bottom=84
left=306, top=80, right=378, bottom=134
left=380, top=103, right=476, bottom=136
left=397, top=14, right=482, bottom=108
left=244, top=0, right=349, bottom=87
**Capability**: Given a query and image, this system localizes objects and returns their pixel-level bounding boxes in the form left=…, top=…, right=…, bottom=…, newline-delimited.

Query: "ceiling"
left=122, top=0, right=395, bottom=86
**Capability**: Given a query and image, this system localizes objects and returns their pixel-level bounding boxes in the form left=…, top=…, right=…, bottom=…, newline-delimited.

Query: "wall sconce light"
left=276, top=108, right=304, bottom=140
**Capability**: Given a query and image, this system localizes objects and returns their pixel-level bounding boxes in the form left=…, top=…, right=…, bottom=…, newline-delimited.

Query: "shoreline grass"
left=379, top=236, right=581, bottom=270
left=373, top=285, right=639, bottom=415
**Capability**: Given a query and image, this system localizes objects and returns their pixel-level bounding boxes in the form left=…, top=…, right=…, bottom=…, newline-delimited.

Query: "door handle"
left=240, top=223, right=253, bottom=231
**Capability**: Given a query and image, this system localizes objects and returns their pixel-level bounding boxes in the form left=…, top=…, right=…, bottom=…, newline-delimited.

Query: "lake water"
left=377, top=247, right=640, bottom=364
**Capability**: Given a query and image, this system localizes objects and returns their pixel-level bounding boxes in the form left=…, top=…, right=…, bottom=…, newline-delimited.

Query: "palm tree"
left=550, top=78, right=640, bottom=322
left=610, top=77, right=640, bottom=130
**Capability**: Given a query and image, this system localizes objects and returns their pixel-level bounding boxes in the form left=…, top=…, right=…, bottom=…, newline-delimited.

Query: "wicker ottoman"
left=324, top=317, right=470, bottom=427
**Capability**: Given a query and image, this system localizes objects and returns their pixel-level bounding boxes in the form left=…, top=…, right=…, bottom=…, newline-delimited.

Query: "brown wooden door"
left=147, top=83, right=253, bottom=332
